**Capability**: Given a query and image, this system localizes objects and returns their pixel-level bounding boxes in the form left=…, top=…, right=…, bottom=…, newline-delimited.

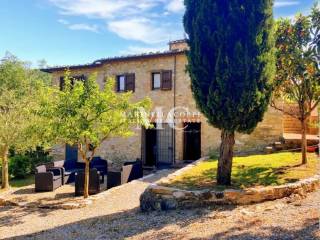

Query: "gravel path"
left=0, top=170, right=319, bottom=240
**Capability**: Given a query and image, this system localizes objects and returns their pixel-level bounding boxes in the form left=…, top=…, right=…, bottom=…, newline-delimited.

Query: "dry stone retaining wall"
left=140, top=158, right=320, bottom=211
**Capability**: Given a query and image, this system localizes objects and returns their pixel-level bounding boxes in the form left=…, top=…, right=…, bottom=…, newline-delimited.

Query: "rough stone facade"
left=46, top=41, right=284, bottom=165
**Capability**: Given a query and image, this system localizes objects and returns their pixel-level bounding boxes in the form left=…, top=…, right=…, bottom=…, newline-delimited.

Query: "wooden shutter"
left=59, top=76, right=65, bottom=90
left=125, top=73, right=135, bottom=92
left=161, top=70, right=172, bottom=90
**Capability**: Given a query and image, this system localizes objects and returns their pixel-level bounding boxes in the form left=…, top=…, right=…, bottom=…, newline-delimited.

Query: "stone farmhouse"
left=43, top=40, right=318, bottom=166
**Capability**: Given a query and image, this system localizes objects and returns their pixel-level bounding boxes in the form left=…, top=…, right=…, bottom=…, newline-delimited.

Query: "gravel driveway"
left=0, top=169, right=319, bottom=240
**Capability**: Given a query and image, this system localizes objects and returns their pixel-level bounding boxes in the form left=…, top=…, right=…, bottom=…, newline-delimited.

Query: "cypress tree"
left=184, top=0, right=275, bottom=185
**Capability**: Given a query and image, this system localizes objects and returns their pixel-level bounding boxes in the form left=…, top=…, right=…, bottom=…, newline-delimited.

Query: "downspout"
left=173, top=55, right=177, bottom=165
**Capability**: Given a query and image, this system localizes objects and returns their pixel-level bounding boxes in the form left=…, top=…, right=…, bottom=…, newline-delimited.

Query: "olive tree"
left=0, top=54, right=50, bottom=189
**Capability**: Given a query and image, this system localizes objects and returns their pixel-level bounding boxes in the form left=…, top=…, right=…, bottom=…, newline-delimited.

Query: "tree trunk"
left=301, top=118, right=307, bottom=165
left=1, top=145, right=9, bottom=190
left=83, top=159, right=90, bottom=198
left=217, top=130, right=235, bottom=186
left=78, top=143, right=90, bottom=199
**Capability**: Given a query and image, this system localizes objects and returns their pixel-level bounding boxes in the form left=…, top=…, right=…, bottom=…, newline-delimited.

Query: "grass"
left=163, top=152, right=319, bottom=191
left=0, top=175, right=34, bottom=193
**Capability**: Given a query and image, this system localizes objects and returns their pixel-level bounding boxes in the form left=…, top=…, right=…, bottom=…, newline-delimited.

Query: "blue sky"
left=0, top=0, right=317, bottom=66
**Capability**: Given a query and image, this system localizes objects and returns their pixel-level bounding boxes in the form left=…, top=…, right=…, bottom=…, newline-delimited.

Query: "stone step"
left=264, top=146, right=274, bottom=154
left=273, top=141, right=284, bottom=151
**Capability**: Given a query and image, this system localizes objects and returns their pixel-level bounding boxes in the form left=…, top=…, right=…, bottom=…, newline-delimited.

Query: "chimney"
left=169, top=39, right=189, bottom=51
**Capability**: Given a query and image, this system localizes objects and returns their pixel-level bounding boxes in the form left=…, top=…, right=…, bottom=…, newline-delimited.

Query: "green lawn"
left=163, top=152, right=319, bottom=190
left=0, top=175, right=34, bottom=193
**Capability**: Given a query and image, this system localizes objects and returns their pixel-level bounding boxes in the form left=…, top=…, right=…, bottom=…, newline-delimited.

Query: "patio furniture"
left=35, top=165, right=63, bottom=192
left=74, top=168, right=104, bottom=196
left=123, top=159, right=143, bottom=179
left=51, top=160, right=84, bottom=184
left=107, top=160, right=143, bottom=189
left=52, top=157, right=108, bottom=184
left=90, top=157, right=108, bottom=175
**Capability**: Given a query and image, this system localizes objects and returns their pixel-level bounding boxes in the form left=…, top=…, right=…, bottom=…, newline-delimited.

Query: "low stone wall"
left=140, top=158, right=320, bottom=211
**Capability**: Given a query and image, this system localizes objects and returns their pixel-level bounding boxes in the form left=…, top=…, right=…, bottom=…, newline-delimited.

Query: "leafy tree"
left=184, top=0, right=275, bottom=185
left=271, top=5, right=320, bottom=164
left=0, top=54, right=50, bottom=189
left=45, top=72, right=151, bottom=198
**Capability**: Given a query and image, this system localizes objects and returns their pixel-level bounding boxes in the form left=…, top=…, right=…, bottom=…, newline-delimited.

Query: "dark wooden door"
left=144, top=128, right=157, bottom=166
left=183, top=123, right=201, bottom=161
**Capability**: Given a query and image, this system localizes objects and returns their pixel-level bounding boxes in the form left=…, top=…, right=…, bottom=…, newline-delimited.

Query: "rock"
left=224, top=190, right=242, bottom=203
left=173, top=191, right=186, bottom=199
left=293, top=201, right=302, bottom=207
left=140, top=190, right=162, bottom=212
left=0, top=197, right=6, bottom=206
left=201, top=191, right=213, bottom=200
left=150, top=186, right=175, bottom=195
left=240, top=209, right=254, bottom=216
left=16, top=201, right=29, bottom=207
left=215, top=191, right=224, bottom=199
left=265, top=146, right=274, bottom=154
left=61, top=203, right=82, bottom=210
left=160, top=198, right=177, bottom=211
left=274, top=142, right=283, bottom=151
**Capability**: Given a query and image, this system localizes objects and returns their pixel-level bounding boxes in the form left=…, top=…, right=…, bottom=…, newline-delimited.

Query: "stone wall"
left=140, top=158, right=320, bottom=211
left=50, top=52, right=284, bottom=164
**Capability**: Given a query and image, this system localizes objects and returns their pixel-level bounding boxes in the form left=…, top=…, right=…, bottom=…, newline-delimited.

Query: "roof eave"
left=41, top=50, right=186, bottom=73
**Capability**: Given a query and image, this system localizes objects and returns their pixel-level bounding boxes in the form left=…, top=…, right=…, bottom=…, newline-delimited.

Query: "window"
left=152, top=73, right=161, bottom=90
left=116, top=74, right=135, bottom=92
left=59, top=76, right=65, bottom=90
left=151, top=71, right=172, bottom=91
left=59, top=75, right=87, bottom=90
left=118, top=75, right=126, bottom=92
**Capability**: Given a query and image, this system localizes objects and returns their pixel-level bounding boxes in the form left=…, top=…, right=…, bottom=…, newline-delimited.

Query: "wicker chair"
left=74, top=169, right=104, bottom=196
left=52, top=157, right=108, bottom=184
left=35, top=165, right=63, bottom=192
left=107, top=160, right=143, bottom=189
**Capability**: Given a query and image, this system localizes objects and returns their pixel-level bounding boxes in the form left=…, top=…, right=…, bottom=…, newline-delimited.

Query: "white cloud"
left=68, top=24, right=99, bottom=33
left=166, top=0, right=184, bottom=13
left=50, top=0, right=184, bottom=44
left=108, top=18, right=171, bottom=44
left=50, top=0, right=162, bottom=19
left=274, top=1, right=300, bottom=8
left=58, top=19, right=99, bottom=33
left=58, top=19, right=69, bottom=25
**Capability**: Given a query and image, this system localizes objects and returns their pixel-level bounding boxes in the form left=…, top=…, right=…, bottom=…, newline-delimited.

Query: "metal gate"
left=141, top=123, right=174, bottom=167
left=156, top=124, right=174, bottom=166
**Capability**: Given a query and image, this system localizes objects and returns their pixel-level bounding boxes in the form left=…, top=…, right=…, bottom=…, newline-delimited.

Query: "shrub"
left=9, top=155, right=31, bottom=179
left=8, top=147, right=53, bottom=179
left=25, top=147, right=53, bottom=173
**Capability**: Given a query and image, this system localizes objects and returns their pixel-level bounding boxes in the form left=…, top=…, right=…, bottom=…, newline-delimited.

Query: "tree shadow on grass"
left=231, top=166, right=280, bottom=188
left=168, top=163, right=298, bottom=190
